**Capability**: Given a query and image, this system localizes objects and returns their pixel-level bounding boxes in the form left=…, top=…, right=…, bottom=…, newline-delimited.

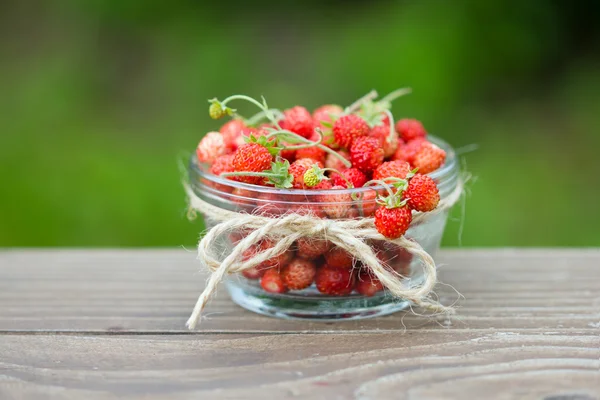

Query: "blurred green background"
left=1, top=0, right=599, bottom=247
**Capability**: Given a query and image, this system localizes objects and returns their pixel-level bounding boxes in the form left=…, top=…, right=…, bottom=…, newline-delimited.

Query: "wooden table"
left=1, top=249, right=599, bottom=399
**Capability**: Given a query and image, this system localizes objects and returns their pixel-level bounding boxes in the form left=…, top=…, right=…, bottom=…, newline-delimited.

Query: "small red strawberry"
left=357, top=189, right=378, bottom=217
left=396, top=118, right=427, bottom=142
left=374, top=205, right=412, bottom=239
left=296, top=238, right=331, bottom=259
left=369, top=124, right=399, bottom=158
left=333, top=114, right=370, bottom=148
left=325, top=149, right=351, bottom=171
left=324, top=246, right=354, bottom=269
left=315, top=264, right=356, bottom=296
left=260, top=268, right=288, bottom=293
left=209, top=154, right=235, bottom=176
left=232, top=143, right=274, bottom=185
left=281, top=258, right=317, bottom=290
left=255, top=192, right=286, bottom=217
left=313, top=104, right=343, bottom=128
left=289, top=158, right=323, bottom=189
left=331, top=168, right=367, bottom=189
left=196, top=132, right=226, bottom=163
left=319, top=185, right=352, bottom=218
left=219, top=119, right=247, bottom=152
left=295, top=146, right=326, bottom=165
left=291, top=203, right=327, bottom=219
left=355, top=271, right=384, bottom=297
left=241, top=242, right=271, bottom=279
left=412, top=142, right=446, bottom=174
left=311, top=179, right=333, bottom=191
left=392, top=138, right=427, bottom=164
left=280, top=106, right=314, bottom=138
left=402, top=174, right=440, bottom=212
left=350, top=136, right=384, bottom=174
left=373, top=160, right=411, bottom=181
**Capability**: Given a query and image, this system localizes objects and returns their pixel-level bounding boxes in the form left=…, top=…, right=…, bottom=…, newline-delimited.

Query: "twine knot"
left=184, top=180, right=463, bottom=330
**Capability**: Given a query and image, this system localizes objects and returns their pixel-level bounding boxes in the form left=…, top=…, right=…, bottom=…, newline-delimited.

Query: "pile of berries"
left=235, top=237, right=412, bottom=297
left=195, top=90, right=448, bottom=296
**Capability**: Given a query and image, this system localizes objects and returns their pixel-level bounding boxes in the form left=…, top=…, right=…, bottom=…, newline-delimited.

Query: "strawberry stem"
left=345, top=89, right=379, bottom=114
left=218, top=95, right=281, bottom=127
left=221, top=171, right=280, bottom=178
left=363, top=179, right=396, bottom=198
left=245, top=109, right=284, bottom=126
left=382, top=109, right=396, bottom=143
left=379, top=87, right=412, bottom=104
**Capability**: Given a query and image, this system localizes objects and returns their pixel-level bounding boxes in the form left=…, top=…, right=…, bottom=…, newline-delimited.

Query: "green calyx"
left=245, top=133, right=282, bottom=156
left=376, top=192, right=408, bottom=209
left=355, top=87, right=412, bottom=127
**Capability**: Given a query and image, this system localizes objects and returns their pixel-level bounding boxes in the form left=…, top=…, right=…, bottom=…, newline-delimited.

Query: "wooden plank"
left=0, top=249, right=600, bottom=332
left=1, top=332, right=599, bottom=399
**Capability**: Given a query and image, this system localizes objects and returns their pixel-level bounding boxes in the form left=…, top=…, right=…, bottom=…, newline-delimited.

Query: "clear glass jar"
left=189, top=135, right=459, bottom=320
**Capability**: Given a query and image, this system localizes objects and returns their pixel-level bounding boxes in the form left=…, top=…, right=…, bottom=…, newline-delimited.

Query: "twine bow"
left=184, top=180, right=463, bottom=329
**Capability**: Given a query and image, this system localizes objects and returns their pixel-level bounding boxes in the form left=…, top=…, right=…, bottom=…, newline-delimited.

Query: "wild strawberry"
left=331, top=168, right=367, bottom=189
left=241, top=242, right=271, bottom=280
left=196, top=132, right=226, bottom=164
left=412, top=142, right=446, bottom=174
left=311, top=179, right=333, bottom=191
left=289, top=158, right=323, bottom=189
left=350, top=136, right=384, bottom=174
left=402, top=174, right=440, bottom=212
left=325, top=149, right=351, bottom=171
left=369, top=124, right=399, bottom=158
left=374, top=205, right=412, bottom=239
left=255, top=192, right=286, bottom=217
left=357, top=188, right=383, bottom=217
left=373, top=160, right=411, bottom=181
left=333, top=114, right=370, bottom=148
left=392, top=138, right=426, bottom=164
left=296, top=238, right=331, bottom=259
left=280, top=106, right=314, bottom=138
left=260, top=268, right=287, bottom=293
left=219, top=119, right=246, bottom=152
left=313, top=105, right=344, bottom=148
left=396, top=118, right=427, bottom=142
left=319, top=185, right=352, bottom=219
left=295, top=146, right=326, bottom=165
left=355, top=271, right=384, bottom=296
left=232, top=143, right=273, bottom=185
left=209, top=154, right=234, bottom=176
left=281, top=258, right=317, bottom=290
left=315, top=264, right=355, bottom=296
left=324, top=246, right=354, bottom=269
left=313, top=104, right=343, bottom=128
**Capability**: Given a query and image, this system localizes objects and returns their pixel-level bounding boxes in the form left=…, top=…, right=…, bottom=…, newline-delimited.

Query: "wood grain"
left=0, top=249, right=599, bottom=399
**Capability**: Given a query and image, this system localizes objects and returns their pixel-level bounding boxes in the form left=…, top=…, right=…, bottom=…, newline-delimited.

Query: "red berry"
left=315, top=264, right=355, bottom=296
left=232, top=143, right=273, bottom=185
left=209, top=154, right=234, bottom=176
left=355, top=271, right=384, bottom=297
left=280, top=106, right=314, bottom=138
left=220, top=119, right=247, bottom=152
left=325, top=149, right=351, bottom=171
left=313, top=104, right=343, bottom=128
left=281, top=258, right=317, bottom=290
left=295, top=146, right=326, bottom=165
left=319, top=185, right=352, bottom=219
left=311, top=179, right=333, bottom=191
left=392, top=138, right=426, bottom=164
left=374, top=206, right=412, bottom=239
left=331, top=168, right=367, bottom=189
left=296, top=238, right=331, bottom=259
left=290, top=203, right=327, bottom=219
left=373, top=160, right=411, bottom=181
left=357, top=189, right=378, bottom=217
left=289, top=158, right=323, bottom=189
left=369, top=124, right=399, bottom=158
left=350, top=136, right=384, bottom=174
left=412, top=142, right=446, bottom=174
left=255, top=192, right=286, bottom=217
left=324, top=246, right=354, bottom=269
left=333, top=114, right=370, bottom=148
left=403, top=174, right=440, bottom=212
left=196, top=132, right=226, bottom=164
left=260, top=268, right=288, bottom=293
left=396, top=118, right=427, bottom=142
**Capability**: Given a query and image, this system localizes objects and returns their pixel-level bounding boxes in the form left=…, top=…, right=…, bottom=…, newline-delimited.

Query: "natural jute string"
left=184, top=180, right=463, bottom=329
